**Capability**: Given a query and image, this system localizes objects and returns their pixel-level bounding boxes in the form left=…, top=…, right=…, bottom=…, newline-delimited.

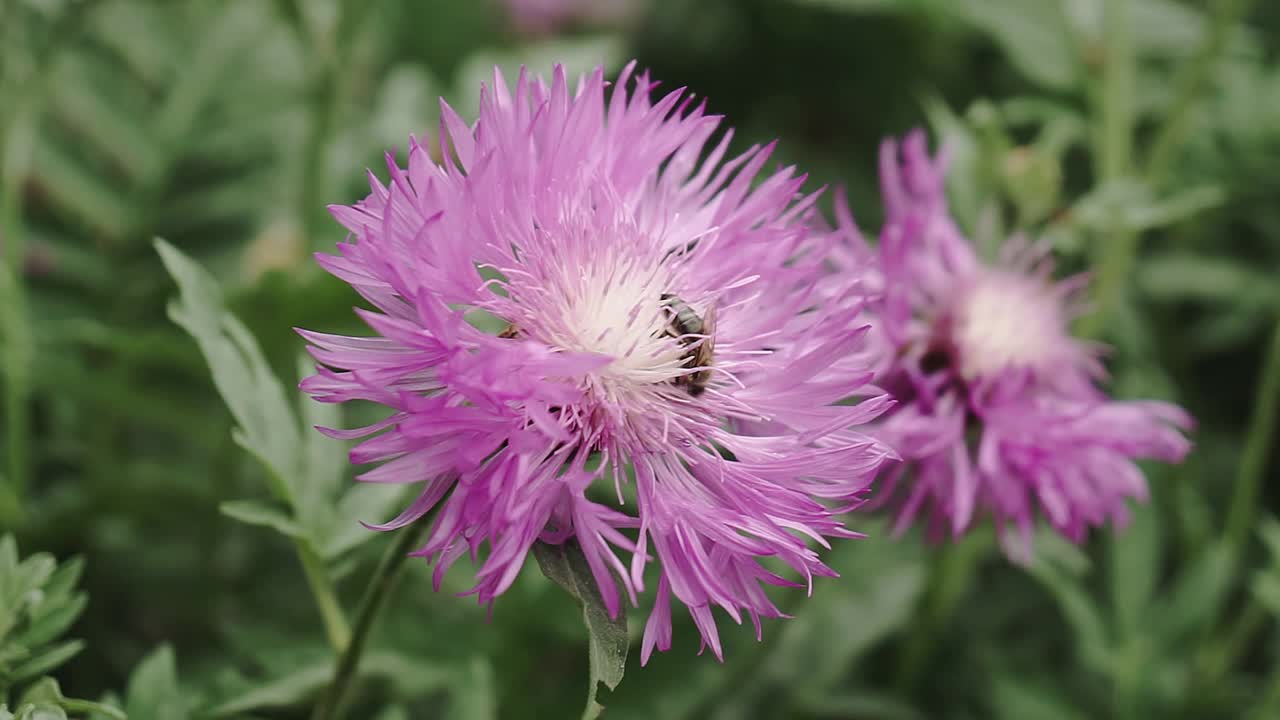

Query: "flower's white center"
left=949, top=271, right=1061, bottom=380
left=546, top=259, right=688, bottom=389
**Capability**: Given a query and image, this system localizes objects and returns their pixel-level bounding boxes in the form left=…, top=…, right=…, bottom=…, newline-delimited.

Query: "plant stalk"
left=1080, top=0, right=1136, bottom=340
left=310, top=519, right=432, bottom=720
left=1225, top=311, right=1280, bottom=560
left=299, top=543, right=352, bottom=653
left=894, top=534, right=987, bottom=695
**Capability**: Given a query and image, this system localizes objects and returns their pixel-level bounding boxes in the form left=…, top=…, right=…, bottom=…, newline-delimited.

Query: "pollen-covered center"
left=948, top=270, right=1062, bottom=380
left=532, top=256, right=706, bottom=392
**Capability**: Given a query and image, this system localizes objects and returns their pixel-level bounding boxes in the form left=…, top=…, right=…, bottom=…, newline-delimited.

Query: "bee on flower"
left=299, top=63, right=895, bottom=661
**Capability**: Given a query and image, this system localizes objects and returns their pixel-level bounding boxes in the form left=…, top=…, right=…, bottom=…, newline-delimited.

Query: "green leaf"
left=9, top=641, right=84, bottom=684
left=946, top=0, right=1079, bottom=91
left=1152, top=541, right=1233, bottom=646
left=296, top=352, right=344, bottom=538
left=990, top=673, right=1088, bottom=720
left=13, top=594, right=87, bottom=650
left=17, top=677, right=63, bottom=705
left=1111, top=502, right=1160, bottom=642
left=31, top=135, right=136, bottom=242
left=765, top=536, right=926, bottom=695
left=533, top=541, right=628, bottom=720
left=322, top=486, right=412, bottom=560
left=1026, top=550, right=1111, bottom=675
left=156, top=238, right=301, bottom=502
left=1139, top=254, right=1280, bottom=304
left=1072, top=180, right=1224, bottom=234
left=38, top=559, right=83, bottom=604
left=13, top=703, right=66, bottom=720
left=218, top=500, right=309, bottom=542
left=203, top=663, right=329, bottom=717
left=125, top=645, right=188, bottom=720
left=57, top=699, right=126, bottom=720
left=446, top=657, right=498, bottom=720
left=920, top=94, right=984, bottom=233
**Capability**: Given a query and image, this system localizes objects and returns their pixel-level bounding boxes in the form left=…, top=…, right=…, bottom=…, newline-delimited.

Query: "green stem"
left=894, top=534, right=987, bottom=695
left=1144, top=0, right=1254, bottom=185
left=1080, top=0, right=1136, bottom=340
left=311, top=520, right=432, bottom=720
left=296, top=0, right=361, bottom=249
left=1225, top=312, right=1280, bottom=560
left=1098, top=0, right=1135, bottom=185
left=299, top=71, right=337, bottom=247
left=298, top=543, right=352, bottom=653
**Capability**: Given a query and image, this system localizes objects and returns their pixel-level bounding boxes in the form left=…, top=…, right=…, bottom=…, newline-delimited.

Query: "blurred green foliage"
left=2, top=0, right=1280, bottom=718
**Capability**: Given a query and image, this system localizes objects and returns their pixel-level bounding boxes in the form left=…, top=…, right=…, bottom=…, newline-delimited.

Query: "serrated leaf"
left=88, top=0, right=183, bottom=84
left=533, top=541, right=628, bottom=720
left=125, top=645, right=187, bottom=720
left=9, top=640, right=84, bottom=684
left=156, top=238, right=300, bottom=502
left=218, top=500, right=309, bottom=542
left=49, top=53, right=164, bottom=183
left=150, top=1, right=272, bottom=157
left=31, top=135, right=135, bottom=241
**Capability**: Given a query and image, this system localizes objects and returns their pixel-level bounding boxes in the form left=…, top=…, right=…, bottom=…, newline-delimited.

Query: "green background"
left=3, top=0, right=1280, bottom=718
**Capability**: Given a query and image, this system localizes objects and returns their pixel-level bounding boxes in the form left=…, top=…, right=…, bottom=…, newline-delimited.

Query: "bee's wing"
left=698, top=302, right=718, bottom=360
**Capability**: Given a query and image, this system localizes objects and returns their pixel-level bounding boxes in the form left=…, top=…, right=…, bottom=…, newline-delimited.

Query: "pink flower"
left=299, top=63, right=894, bottom=660
left=847, top=130, right=1192, bottom=562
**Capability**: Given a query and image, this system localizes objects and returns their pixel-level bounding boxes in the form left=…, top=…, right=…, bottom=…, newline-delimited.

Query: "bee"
left=661, top=293, right=717, bottom=396
left=498, top=323, right=520, bottom=339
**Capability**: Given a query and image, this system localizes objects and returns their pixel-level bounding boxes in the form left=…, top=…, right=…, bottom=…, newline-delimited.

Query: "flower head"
left=846, top=130, right=1192, bottom=562
left=300, top=63, right=894, bottom=660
